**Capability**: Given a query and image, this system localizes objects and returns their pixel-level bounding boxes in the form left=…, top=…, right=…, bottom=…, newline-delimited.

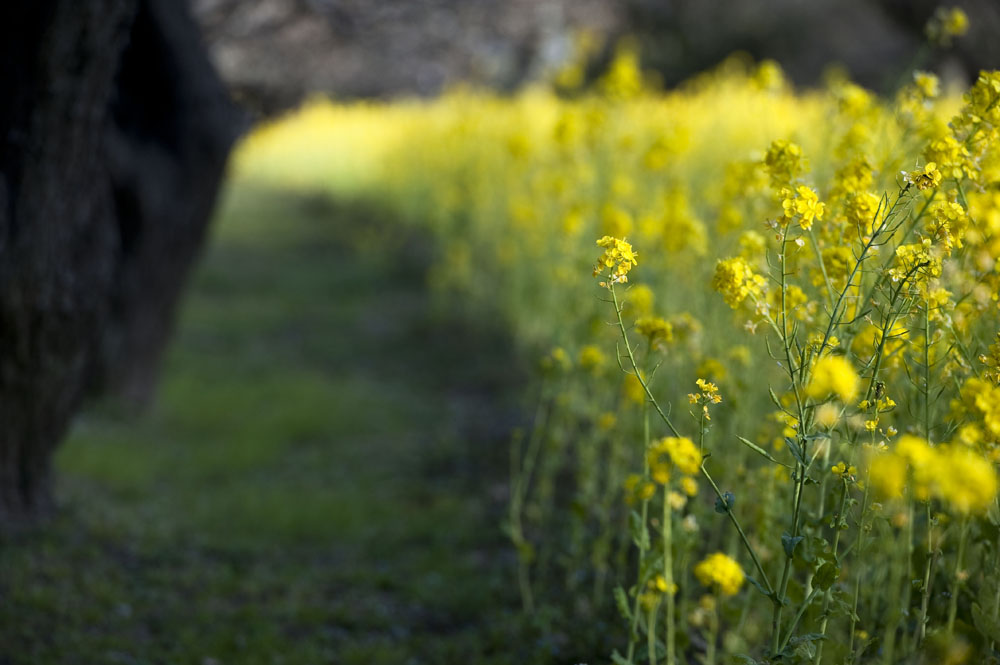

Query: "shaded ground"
left=0, top=184, right=534, bottom=664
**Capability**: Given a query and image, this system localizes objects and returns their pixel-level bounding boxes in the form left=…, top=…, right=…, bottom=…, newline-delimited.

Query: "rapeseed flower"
left=903, top=162, right=942, bottom=190
left=806, top=355, right=860, bottom=403
left=593, top=236, right=638, bottom=285
left=712, top=257, right=767, bottom=309
left=648, top=436, right=702, bottom=484
left=694, top=552, right=745, bottom=596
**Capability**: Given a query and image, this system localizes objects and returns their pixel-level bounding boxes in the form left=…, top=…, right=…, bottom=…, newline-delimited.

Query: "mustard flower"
left=712, top=257, right=767, bottom=309
left=635, top=316, right=674, bottom=350
left=937, top=447, right=998, bottom=514
left=780, top=185, right=825, bottom=230
left=903, top=162, right=942, bottom=190
left=578, top=345, right=607, bottom=373
left=913, top=71, right=940, bottom=99
left=806, top=355, right=860, bottom=403
left=925, top=7, right=969, bottom=47
left=647, top=436, right=702, bottom=483
left=763, top=139, right=804, bottom=187
left=694, top=552, right=745, bottom=596
left=889, top=238, right=942, bottom=288
left=593, top=236, right=638, bottom=285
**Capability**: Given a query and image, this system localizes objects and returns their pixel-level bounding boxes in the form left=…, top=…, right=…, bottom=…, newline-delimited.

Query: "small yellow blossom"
left=680, top=476, right=698, bottom=497
left=623, top=371, right=647, bottom=406
left=781, top=185, right=826, bottom=230
left=593, top=236, right=638, bottom=284
left=806, top=355, right=860, bottom=403
left=624, top=474, right=656, bottom=505
left=913, top=71, right=940, bottom=99
left=763, top=139, right=804, bottom=187
left=926, top=7, right=969, bottom=46
left=712, top=257, right=767, bottom=309
left=648, top=436, right=702, bottom=482
left=694, top=552, right=745, bottom=596
left=578, top=345, right=606, bottom=372
left=635, top=316, right=674, bottom=350
left=903, top=162, right=942, bottom=190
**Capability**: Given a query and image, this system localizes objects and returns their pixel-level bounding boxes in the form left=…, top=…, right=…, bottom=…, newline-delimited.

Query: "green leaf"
left=611, top=650, right=632, bottom=665
left=769, top=385, right=784, bottom=409
left=736, top=435, right=792, bottom=468
left=782, top=531, right=804, bottom=559
left=785, top=437, right=807, bottom=466
left=746, top=574, right=772, bottom=599
left=630, top=510, right=649, bottom=549
left=788, top=632, right=828, bottom=646
left=614, top=586, right=632, bottom=625
left=813, top=561, right=840, bottom=591
left=971, top=602, right=1000, bottom=643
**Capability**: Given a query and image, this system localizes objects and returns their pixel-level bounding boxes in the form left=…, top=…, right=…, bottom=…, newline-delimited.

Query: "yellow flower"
left=926, top=7, right=969, bottom=46
left=625, top=284, right=655, bottom=317
left=593, top=236, right=638, bottom=284
left=623, top=371, right=647, bottom=406
left=647, top=436, right=702, bottom=482
left=781, top=185, right=825, bottom=230
left=597, top=412, right=617, bottom=431
left=869, top=452, right=907, bottom=500
left=635, top=316, right=674, bottom=350
left=831, top=461, right=856, bottom=478
left=541, top=346, right=572, bottom=373
left=913, top=71, right=940, bottom=99
left=903, top=162, right=942, bottom=190
left=806, top=355, right=860, bottom=403
left=624, top=474, right=656, bottom=505
left=763, top=139, right=804, bottom=187
left=712, top=257, right=767, bottom=309
left=680, top=476, right=698, bottom=497
left=653, top=574, right=678, bottom=595
left=694, top=552, right=745, bottom=596
left=578, top=345, right=607, bottom=373
left=937, top=446, right=998, bottom=514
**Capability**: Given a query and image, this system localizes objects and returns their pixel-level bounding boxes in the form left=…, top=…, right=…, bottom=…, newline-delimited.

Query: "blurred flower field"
left=234, top=32, right=1000, bottom=663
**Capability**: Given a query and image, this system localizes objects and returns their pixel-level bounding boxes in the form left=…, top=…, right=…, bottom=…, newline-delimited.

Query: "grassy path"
left=0, top=184, right=529, bottom=664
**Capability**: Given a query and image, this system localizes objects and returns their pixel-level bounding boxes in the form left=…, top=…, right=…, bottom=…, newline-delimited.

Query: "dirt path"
left=0, top=185, right=530, bottom=665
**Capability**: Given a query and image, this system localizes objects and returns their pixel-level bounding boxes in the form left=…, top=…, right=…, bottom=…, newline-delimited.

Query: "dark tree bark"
left=0, top=0, right=239, bottom=521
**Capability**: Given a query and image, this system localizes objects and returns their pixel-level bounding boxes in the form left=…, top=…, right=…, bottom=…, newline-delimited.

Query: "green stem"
left=813, top=479, right=850, bottom=664
left=946, top=516, right=970, bottom=636
left=663, top=488, right=675, bottom=665
left=915, top=502, right=936, bottom=644
left=781, top=588, right=821, bottom=652
left=700, top=463, right=774, bottom=597
left=626, top=404, right=653, bottom=664
left=610, top=285, right=680, bottom=437
left=706, top=597, right=719, bottom=665
left=847, top=481, right=871, bottom=659
left=647, top=607, right=658, bottom=665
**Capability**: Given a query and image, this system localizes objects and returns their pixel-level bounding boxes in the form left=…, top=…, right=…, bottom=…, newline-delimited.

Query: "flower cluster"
left=694, top=552, right=745, bottom=596
left=869, top=435, right=998, bottom=514
left=711, top=257, right=767, bottom=309
left=806, top=355, right=860, bottom=403
left=593, top=235, right=638, bottom=285
left=647, top=435, right=702, bottom=484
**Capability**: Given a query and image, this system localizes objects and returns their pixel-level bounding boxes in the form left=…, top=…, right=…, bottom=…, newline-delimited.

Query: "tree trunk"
left=0, top=0, right=239, bottom=522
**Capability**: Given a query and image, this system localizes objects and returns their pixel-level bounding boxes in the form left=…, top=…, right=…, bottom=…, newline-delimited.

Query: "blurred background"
left=192, top=0, right=1000, bottom=111
left=1, top=1, right=997, bottom=664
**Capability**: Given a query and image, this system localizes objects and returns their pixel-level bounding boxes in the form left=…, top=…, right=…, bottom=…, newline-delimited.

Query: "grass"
left=0, top=182, right=539, bottom=664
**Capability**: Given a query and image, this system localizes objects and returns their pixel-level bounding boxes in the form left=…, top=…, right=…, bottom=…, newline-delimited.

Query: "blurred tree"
left=0, top=0, right=239, bottom=521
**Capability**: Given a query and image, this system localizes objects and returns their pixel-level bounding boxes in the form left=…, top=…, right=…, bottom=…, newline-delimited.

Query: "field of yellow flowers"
left=234, top=19, right=1000, bottom=664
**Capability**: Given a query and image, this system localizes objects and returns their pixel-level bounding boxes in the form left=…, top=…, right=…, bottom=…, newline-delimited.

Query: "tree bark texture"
left=0, top=0, right=239, bottom=521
